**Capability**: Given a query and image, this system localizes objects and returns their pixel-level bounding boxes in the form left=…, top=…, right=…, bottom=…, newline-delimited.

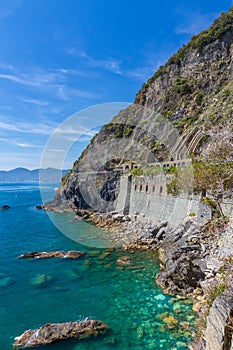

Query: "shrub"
left=141, top=8, right=233, bottom=88
left=130, top=168, right=144, bottom=177
left=207, top=283, right=227, bottom=309
left=166, top=178, right=181, bottom=195
left=223, top=89, right=231, bottom=97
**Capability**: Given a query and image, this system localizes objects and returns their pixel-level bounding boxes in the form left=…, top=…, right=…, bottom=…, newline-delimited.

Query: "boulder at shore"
left=36, top=205, right=45, bottom=210
left=13, top=320, right=109, bottom=348
left=18, top=250, right=85, bottom=259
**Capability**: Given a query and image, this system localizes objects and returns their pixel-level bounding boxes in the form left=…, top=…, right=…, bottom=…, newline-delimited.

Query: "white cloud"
left=57, top=85, right=67, bottom=100
left=21, top=97, right=49, bottom=106
left=0, top=63, right=14, bottom=70
left=126, top=66, right=157, bottom=81
left=0, top=65, right=65, bottom=88
left=175, top=9, right=219, bottom=35
left=55, top=68, right=92, bottom=77
left=0, top=117, right=57, bottom=135
left=56, top=84, right=99, bottom=101
left=0, top=64, right=99, bottom=102
left=67, top=48, right=165, bottom=83
left=67, top=49, right=122, bottom=74
left=55, top=124, right=96, bottom=137
left=77, top=135, right=95, bottom=142
left=48, top=148, right=66, bottom=152
left=0, top=73, right=39, bottom=87
left=0, top=137, right=43, bottom=148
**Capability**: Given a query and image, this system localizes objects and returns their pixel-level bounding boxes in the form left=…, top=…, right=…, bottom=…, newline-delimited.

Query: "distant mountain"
left=0, top=167, right=69, bottom=183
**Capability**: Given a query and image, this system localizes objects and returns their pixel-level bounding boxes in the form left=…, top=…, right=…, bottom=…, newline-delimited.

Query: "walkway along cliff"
left=46, top=7, right=233, bottom=350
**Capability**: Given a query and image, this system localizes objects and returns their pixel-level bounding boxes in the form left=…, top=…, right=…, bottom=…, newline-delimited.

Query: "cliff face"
left=49, top=7, right=233, bottom=213
left=47, top=10, right=233, bottom=349
left=135, top=11, right=233, bottom=117
left=205, top=288, right=233, bottom=350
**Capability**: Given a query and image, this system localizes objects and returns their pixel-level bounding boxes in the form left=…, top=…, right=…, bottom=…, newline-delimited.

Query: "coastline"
left=1, top=184, right=197, bottom=349
left=45, top=205, right=233, bottom=349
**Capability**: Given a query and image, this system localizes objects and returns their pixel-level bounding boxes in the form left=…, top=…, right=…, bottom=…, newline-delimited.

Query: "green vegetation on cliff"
left=136, top=7, right=233, bottom=97
left=62, top=6, right=233, bottom=188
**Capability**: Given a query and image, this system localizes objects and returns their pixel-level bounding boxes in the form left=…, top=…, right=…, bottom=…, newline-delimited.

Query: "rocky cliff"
left=205, top=288, right=233, bottom=350
left=48, top=7, right=233, bottom=213
left=47, top=8, right=233, bottom=349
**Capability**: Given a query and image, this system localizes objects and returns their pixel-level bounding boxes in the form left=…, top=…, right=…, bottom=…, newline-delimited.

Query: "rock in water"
left=0, top=276, right=11, bottom=287
left=18, top=250, right=85, bottom=259
left=30, top=274, right=52, bottom=287
left=13, top=320, right=109, bottom=348
left=1, top=205, right=10, bottom=210
left=36, top=205, right=45, bottom=210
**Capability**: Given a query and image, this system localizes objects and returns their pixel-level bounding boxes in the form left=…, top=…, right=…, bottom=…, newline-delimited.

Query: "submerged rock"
left=18, top=250, right=85, bottom=259
left=163, top=315, right=179, bottom=330
left=0, top=276, right=11, bottom=287
left=30, top=273, right=52, bottom=287
left=65, top=268, right=80, bottom=280
left=1, top=205, right=10, bottom=210
left=116, top=256, right=132, bottom=266
left=13, top=320, right=109, bottom=348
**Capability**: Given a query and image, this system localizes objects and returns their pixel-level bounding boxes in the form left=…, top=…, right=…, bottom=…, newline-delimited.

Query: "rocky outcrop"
left=46, top=167, right=122, bottom=213
left=47, top=7, right=233, bottom=216
left=41, top=8, right=233, bottom=349
left=18, top=250, right=85, bottom=259
left=13, top=320, right=109, bottom=348
left=205, top=288, right=233, bottom=350
left=156, top=219, right=207, bottom=294
left=218, top=217, right=233, bottom=259
left=135, top=9, right=233, bottom=127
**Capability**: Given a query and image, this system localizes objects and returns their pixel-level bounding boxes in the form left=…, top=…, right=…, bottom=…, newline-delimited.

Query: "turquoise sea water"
left=0, top=183, right=196, bottom=349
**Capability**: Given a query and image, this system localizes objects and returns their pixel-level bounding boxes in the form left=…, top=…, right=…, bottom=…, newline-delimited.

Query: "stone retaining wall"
left=116, top=174, right=212, bottom=227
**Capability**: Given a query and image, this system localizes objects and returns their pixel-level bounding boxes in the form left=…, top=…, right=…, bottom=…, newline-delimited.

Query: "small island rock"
left=18, top=250, right=85, bottom=259
left=1, top=205, right=10, bottom=210
left=13, top=320, right=109, bottom=348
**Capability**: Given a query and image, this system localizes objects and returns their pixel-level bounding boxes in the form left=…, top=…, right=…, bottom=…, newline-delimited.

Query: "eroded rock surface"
left=13, top=320, right=109, bottom=348
left=205, top=288, right=233, bottom=350
left=156, top=219, right=207, bottom=294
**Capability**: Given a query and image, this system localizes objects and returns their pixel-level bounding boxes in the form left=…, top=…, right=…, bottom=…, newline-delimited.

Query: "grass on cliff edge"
left=137, top=7, right=233, bottom=97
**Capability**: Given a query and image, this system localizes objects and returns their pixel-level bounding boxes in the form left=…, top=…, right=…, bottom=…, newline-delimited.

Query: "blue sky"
left=0, top=0, right=232, bottom=170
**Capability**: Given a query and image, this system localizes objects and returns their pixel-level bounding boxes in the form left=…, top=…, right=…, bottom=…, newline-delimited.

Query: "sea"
left=0, top=183, right=196, bottom=349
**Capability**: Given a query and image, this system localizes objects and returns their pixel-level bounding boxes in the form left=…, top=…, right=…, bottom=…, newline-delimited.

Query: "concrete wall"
left=116, top=160, right=233, bottom=226
left=115, top=174, right=132, bottom=215
left=116, top=174, right=212, bottom=227
left=122, top=159, right=191, bottom=172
